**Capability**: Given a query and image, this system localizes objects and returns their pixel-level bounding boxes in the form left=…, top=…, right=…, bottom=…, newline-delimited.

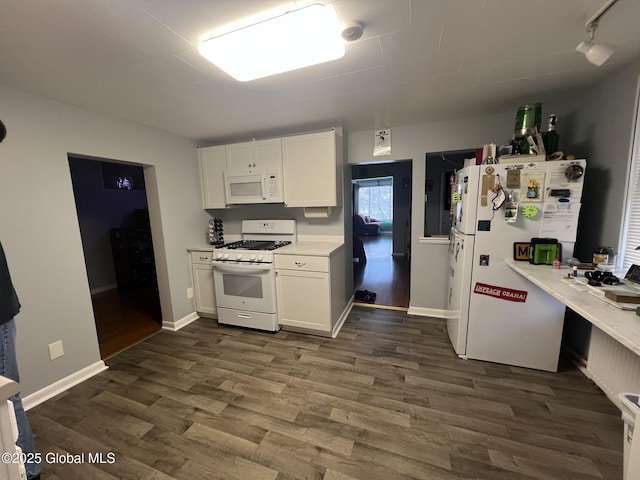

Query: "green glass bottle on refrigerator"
left=543, top=114, right=560, bottom=156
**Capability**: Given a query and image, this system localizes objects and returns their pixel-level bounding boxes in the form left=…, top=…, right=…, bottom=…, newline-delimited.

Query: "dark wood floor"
left=92, top=283, right=162, bottom=359
left=354, top=234, right=410, bottom=309
left=29, top=307, right=623, bottom=479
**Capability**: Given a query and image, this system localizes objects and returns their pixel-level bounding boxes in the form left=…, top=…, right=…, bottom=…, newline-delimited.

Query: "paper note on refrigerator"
left=538, top=203, right=581, bottom=241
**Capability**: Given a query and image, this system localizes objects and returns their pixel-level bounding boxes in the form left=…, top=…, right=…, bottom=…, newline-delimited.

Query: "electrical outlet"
left=48, top=340, right=64, bottom=360
left=187, top=287, right=194, bottom=299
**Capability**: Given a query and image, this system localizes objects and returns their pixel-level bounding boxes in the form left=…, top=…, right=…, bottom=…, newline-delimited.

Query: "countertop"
left=0, top=375, right=19, bottom=401
left=418, top=236, right=450, bottom=245
left=275, top=241, right=344, bottom=256
left=188, top=241, right=344, bottom=256
left=506, top=259, right=640, bottom=356
left=187, top=245, right=216, bottom=252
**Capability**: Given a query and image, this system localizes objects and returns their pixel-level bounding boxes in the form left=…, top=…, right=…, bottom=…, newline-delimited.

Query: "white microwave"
left=224, top=167, right=284, bottom=205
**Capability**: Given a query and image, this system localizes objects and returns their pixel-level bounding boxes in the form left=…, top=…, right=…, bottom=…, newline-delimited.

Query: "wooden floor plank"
left=92, top=284, right=162, bottom=359
left=28, top=306, right=624, bottom=479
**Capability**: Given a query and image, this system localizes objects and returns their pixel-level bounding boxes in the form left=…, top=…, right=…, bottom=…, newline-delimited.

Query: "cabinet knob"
left=295, top=261, right=306, bottom=267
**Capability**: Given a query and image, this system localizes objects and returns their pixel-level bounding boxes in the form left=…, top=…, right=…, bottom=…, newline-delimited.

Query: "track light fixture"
left=576, top=22, right=615, bottom=66
left=576, top=0, right=619, bottom=67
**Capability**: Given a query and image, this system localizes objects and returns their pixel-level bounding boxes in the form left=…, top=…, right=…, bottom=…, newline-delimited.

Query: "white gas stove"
left=212, top=219, right=296, bottom=332
left=213, top=219, right=296, bottom=263
left=212, top=239, right=292, bottom=264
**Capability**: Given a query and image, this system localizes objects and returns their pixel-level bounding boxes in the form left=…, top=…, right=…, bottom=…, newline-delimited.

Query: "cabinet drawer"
left=191, top=251, right=213, bottom=264
left=275, top=254, right=328, bottom=272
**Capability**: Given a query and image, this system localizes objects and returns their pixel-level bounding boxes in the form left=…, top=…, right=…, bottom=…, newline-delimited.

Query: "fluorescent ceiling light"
left=198, top=3, right=345, bottom=82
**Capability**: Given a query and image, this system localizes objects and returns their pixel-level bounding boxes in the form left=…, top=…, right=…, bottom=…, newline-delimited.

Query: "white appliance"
left=224, top=167, right=284, bottom=204
left=447, top=159, right=587, bottom=371
left=213, top=219, right=296, bottom=331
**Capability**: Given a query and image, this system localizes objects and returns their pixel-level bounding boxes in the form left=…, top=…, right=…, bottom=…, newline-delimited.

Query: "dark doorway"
left=351, top=161, right=412, bottom=309
left=424, top=150, right=475, bottom=236
left=68, top=155, right=162, bottom=359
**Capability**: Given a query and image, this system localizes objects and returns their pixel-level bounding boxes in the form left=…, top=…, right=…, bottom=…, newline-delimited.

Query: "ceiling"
left=1, top=0, right=639, bottom=144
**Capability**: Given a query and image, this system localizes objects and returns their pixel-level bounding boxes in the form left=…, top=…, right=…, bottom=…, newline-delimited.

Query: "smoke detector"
left=341, top=21, right=364, bottom=42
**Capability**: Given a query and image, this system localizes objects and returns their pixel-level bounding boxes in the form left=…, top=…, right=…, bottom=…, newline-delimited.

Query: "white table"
left=506, top=260, right=640, bottom=409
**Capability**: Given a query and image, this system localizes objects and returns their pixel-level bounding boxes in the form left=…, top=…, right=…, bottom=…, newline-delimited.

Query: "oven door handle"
left=212, top=263, right=272, bottom=274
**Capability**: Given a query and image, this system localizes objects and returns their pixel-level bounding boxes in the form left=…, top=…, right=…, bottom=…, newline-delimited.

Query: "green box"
left=529, top=238, right=559, bottom=265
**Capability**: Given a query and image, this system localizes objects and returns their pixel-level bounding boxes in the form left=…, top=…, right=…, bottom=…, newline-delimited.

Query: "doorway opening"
left=68, top=155, right=162, bottom=359
left=424, top=150, right=475, bottom=236
left=351, top=161, right=411, bottom=309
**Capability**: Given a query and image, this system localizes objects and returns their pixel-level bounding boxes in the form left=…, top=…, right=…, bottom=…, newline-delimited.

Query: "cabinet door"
left=193, top=262, right=216, bottom=317
left=254, top=138, right=282, bottom=168
left=226, top=138, right=282, bottom=171
left=282, top=130, right=337, bottom=207
left=199, top=146, right=227, bottom=209
left=276, top=269, right=330, bottom=331
left=226, top=141, right=254, bottom=170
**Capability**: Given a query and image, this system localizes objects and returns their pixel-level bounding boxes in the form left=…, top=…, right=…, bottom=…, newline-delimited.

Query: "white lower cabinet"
left=190, top=250, right=216, bottom=318
left=275, top=248, right=345, bottom=335
left=276, top=266, right=331, bottom=332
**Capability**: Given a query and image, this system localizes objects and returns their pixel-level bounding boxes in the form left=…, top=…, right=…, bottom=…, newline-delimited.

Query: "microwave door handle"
left=262, top=175, right=268, bottom=200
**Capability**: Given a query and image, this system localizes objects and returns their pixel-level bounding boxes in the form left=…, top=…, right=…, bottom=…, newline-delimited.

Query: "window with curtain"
left=354, top=176, right=393, bottom=222
left=620, top=90, right=640, bottom=270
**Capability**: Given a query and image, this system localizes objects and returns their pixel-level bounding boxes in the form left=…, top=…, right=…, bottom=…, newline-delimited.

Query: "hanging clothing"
left=0, top=241, right=21, bottom=324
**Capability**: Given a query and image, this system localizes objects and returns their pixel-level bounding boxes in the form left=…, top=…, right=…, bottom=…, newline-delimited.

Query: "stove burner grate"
left=219, top=240, right=291, bottom=251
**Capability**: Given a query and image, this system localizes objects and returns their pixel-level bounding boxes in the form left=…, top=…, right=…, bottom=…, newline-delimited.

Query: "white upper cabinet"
left=226, top=138, right=282, bottom=172
left=198, top=145, right=227, bottom=209
left=198, top=130, right=340, bottom=210
left=282, top=130, right=338, bottom=208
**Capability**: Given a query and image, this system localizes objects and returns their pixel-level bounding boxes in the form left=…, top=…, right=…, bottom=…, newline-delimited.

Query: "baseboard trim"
left=23, top=360, right=108, bottom=411
left=407, top=306, right=448, bottom=318
left=332, top=297, right=354, bottom=338
left=162, top=311, right=200, bottom=331
left=353, top=303, right=408, bottom=311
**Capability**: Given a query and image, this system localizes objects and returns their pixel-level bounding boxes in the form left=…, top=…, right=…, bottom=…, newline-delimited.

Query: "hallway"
left=353, top=234, right=410, bottom=309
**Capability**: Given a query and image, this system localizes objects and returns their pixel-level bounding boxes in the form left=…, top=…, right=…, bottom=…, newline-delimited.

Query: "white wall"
left=0, top=83, right=208, bottom=396
left=209, top=204, right=344, bottom=240
left=562, top=58, right=640, bottom=262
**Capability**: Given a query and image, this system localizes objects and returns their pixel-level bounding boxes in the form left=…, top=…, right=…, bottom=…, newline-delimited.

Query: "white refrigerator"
left=447, top=159, right=587, bottom=371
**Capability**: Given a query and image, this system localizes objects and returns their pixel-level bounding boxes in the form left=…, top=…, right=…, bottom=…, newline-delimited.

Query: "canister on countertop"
left=593, top=246, right=615, bottom=265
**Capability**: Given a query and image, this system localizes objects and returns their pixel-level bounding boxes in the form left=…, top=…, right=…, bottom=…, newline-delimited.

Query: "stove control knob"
left=222, top=253, right=229, bottom=260
left=250, top=255, right=257, bottom=261
left=236, top=254, right=243, bottom=260
left=257, top=255, right=264, bottom=262
left=216, top=253, right=223, bottom=259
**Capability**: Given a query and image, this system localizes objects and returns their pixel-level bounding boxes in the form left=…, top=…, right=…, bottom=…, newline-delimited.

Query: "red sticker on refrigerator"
left=473, top=282, right=528, bottom=302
